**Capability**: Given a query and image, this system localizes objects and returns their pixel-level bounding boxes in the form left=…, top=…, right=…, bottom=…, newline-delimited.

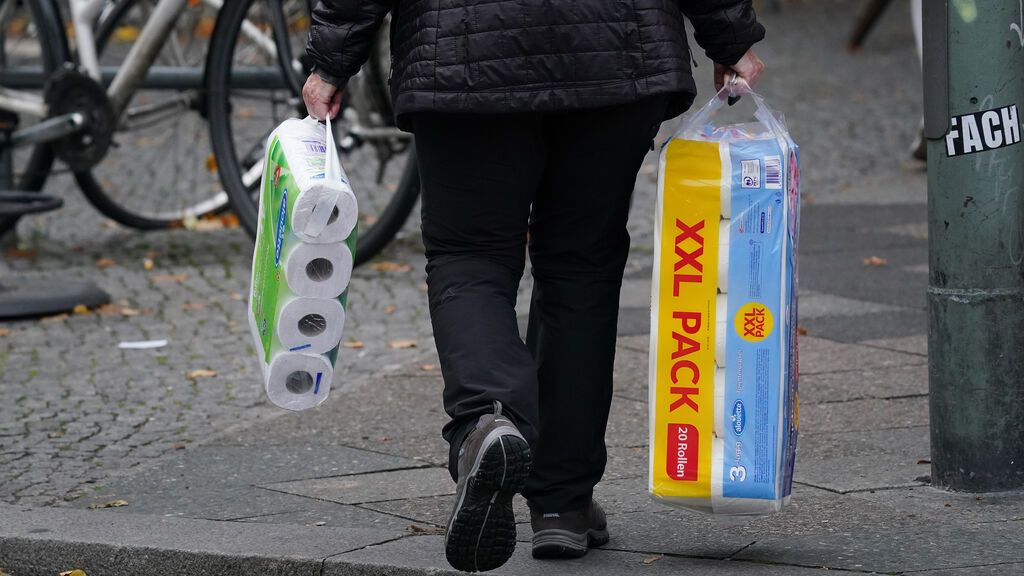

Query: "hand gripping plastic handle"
left=301, top=114, right=343, bottom=237
left=674, top=78, right=788, bottom=142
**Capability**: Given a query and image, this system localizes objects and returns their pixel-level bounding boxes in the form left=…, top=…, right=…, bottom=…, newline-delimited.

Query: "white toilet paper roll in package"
left=718, top=219, right=730, bottom=293
left=710, top=439, right=788, bottom=514
left=715, top=294, right=728, bottom=367
left=273, top=117, right=360, bottom=243
left=284, top=242, right=354, bottom=299
left=276, top=297, right=346, bottom=355
left=265, top=352, right=333, bottom=411
left=714, top=367, right=726, bottom=438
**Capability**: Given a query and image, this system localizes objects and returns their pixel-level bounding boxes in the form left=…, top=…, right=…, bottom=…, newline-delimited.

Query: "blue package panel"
left=722, top=138, right=788, bottom=501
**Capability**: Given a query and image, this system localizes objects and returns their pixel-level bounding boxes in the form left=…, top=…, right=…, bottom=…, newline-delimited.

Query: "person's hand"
left=714, top=48, right=765, bottom=97
left=303, top=73, right=343, bottom=121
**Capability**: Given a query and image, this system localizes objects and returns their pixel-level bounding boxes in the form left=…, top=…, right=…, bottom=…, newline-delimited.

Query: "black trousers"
left=412, top=96, right=668, bottom=513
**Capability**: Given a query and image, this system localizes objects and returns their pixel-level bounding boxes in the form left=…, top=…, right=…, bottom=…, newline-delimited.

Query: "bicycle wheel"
left=0, top=0, right=68, bottom=235
left=71, top=0, right=229, bottom=229
left=205, top=0, right=420, bottom=265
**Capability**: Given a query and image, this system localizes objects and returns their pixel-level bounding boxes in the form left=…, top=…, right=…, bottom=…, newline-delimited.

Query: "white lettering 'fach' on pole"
left=946, top=105, right=1023, bottom=157
left=961, top=115, right=984, bottom=153
left=946, top=116, right=960, bottom=157
left=1002, top=105, right=1020, bottom=144
left=981, top=111, right=1003, bottom=149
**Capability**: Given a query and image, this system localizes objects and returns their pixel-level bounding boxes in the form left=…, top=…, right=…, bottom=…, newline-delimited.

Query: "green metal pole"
left=925, top=0, right=1024, bottom=491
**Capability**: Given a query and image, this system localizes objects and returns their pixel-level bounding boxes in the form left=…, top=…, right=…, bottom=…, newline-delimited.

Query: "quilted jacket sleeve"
left=678, top=0, right=765, bottom=66
left=306, top=0, right=393, bottom=87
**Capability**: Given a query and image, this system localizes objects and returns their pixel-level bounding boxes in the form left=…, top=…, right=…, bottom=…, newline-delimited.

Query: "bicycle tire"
left=71, top=0, right=229, bottom=230
left=0, top=0, right=68, bottom=237
left=205, top=0, right=420, bottom=266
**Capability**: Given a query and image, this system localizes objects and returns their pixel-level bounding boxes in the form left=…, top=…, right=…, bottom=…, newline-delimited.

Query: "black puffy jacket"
left=307, top=0, right=764, bottom=129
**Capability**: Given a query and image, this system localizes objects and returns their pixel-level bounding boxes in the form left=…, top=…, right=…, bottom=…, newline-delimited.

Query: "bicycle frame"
left=1, top=0, right=289, bottom=145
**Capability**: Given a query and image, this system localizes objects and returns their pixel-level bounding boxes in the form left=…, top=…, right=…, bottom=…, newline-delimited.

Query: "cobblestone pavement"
left=1, top=0, right=926, bottom=507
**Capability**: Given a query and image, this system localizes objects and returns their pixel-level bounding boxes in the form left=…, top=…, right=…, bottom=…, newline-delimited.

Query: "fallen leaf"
left=642, top=555, right=662, bottom=565
left=72, top=304, right=90, bottom=315
left=0, top=328, right=11, bottom=337
left=384, top=305, right=397, bottom=315
left=219, top=213, right=241, bottom=229
left=229, top=292, right=244, bottom=301
left=342, top=340, right=365, bottom=349
left=797, top=326, right=808, bottom=336
left=3, top=248, right=36, bottom=259
left=182, top=214, right=199, bottom=230
left=151, top=272, right=188, bottom=283
left=97, top=304, right=143, bottom=317
left=59, top=570, right=87, bottom=576
left=369, top=261, right=412, bottom=273
left=862, top=256, right=888, bottom=267
left=420, top=364, right=438, bottom=372
left=171, top=443, right=187, bottom=450
left=187, top=369, right=218, bottom=379
left=95, top=258, right=116, bottom=268
left=194, top=217, right=224, bottom=231
left=194, top=15, right=215, bottom=38
left=112, top=24, right=140, bottom=43
left=389, top=339, right=417, bottom=349
left=181, top=302, right=206, bottom=311
left=40, top=313, right=69, bottom=323
left=408, top=524, right=444, bottom=534
left=143, top=258, right=155, bottom=270
left=88, top=499, right=128, bottom=509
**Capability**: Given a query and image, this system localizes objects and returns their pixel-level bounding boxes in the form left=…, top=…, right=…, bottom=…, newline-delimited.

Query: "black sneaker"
left=529, top=499, right=609, bottom=559
left=445, top=401, right=532, bottom=572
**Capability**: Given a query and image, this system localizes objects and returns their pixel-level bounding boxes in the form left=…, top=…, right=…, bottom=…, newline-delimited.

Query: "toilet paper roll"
left=718, top=219, right=730, bottom=293
left=291, top=184, right=358, bottom=244
left=721, top=183, right=732, bottom=219
left=284, top=242, right=354, bottom=299
left=265, top=352, right=333, bottom=411
left=715, top=294, right=729, bottom=367
left=276, top=297, right=345, bottom=355
left=714, top=367, right=727, bottom=438
left=710, top=436, right=787, bottom=515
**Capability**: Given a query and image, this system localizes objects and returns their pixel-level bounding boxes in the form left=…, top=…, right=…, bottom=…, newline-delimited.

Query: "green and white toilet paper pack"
left=248, top=117, right=358, bottom=411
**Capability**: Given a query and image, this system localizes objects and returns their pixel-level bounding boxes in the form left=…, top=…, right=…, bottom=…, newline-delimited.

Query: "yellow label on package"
left=650, top=140, right=721, bottom=501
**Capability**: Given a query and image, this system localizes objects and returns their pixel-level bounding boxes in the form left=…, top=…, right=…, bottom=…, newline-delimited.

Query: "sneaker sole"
left=532, top=528, right=610, bottom=559
left=445, top=434, right=531, bottom=572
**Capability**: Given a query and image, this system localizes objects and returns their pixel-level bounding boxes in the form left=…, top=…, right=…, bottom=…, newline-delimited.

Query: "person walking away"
left=303, top=0, right=766, bottom=571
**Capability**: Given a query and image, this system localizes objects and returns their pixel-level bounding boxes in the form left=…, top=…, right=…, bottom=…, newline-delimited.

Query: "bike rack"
left=0, top=111, right=110, bottom=319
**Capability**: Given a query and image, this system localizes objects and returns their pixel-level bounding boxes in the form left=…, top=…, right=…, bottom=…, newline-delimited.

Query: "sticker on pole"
left=945, top=105, right=1021, bottom=157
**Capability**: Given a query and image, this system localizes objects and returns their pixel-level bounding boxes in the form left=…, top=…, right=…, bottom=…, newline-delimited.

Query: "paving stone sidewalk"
left=2, top=1, right=1023, bottom=575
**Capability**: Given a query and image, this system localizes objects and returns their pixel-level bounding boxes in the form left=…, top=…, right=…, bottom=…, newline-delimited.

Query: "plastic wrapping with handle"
left=648, top=85, right=800, bottom=515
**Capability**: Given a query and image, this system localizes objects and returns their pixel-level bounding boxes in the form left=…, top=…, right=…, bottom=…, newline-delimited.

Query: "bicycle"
left=205, top=2, right=419, bottom=263
left=1, top=0, right=420, bottom=265
left=1, top=0, right=228, bottom=232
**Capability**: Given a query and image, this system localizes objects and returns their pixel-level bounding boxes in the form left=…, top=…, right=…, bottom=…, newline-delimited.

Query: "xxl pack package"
left=248, top=117, right=358, bottom=411
left=649, top=91, right=800, bottom=514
